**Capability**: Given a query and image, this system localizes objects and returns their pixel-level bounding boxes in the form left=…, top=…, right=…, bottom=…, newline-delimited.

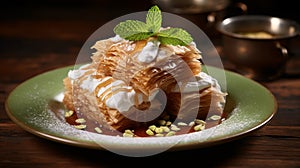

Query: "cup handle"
left=275, top=42, right=294, bottom=78
left=276, top=42, right=288, bottom=59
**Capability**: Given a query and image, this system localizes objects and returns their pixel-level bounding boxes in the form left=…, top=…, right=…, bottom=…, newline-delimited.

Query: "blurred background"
left=0, top=0, right=299, bottom=80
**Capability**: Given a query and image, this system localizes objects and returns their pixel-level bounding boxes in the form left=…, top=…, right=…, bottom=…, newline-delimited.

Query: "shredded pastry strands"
left=62, top=34, right=227, bottom=136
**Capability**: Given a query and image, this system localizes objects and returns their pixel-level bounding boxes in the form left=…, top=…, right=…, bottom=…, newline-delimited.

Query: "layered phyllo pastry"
left=62, top=6, right=227, bottom=137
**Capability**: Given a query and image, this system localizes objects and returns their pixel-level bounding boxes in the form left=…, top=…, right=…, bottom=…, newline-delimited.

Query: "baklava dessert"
left=62, top=6, right=227, bottom=137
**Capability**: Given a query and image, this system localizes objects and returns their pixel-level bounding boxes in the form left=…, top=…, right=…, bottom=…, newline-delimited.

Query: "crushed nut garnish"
left=123, top=129, right=135, bottom=137
left=149, top=125, right=156, bottom=131
left=74, top=124, right=86, bottom=130
left=75, top=118, right=86, bottom=124
left=188, top=121, right=195, bottom=126
left=68, top=110, right=210, bottom=137
left=146, top=129, right=155, bottom=136
left=94, top=127, right=103, bottom=134
left=146, top=124, right=173, bottom=136
left=194, top=124, right=205, bottom=131
left=161, top=126, right=170, bottom=133
left=165, top=121, right=172, bottom=126
left=154, top=127, right=164, bottom=134
left=177, top=122, right=188, bottom=126
left=64, top=110, right=74, bottom=118
left=166, top=131, right=176, bottom=136
left=209, top=115, right=222, bottom=121
left=195, top=119, right=206, bottom=125
left=170, top=124, right=180, bottom=131
left=155, top=133, right=164, bottom=137
left=123, top=133, right=134, bottom=137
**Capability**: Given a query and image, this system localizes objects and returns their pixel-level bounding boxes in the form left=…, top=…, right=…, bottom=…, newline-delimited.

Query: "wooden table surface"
left=1, top=0, right=299, bottom=167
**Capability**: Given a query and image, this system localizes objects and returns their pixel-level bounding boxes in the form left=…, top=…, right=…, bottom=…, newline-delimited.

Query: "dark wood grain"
left=1, top=0, right=299, bottom=167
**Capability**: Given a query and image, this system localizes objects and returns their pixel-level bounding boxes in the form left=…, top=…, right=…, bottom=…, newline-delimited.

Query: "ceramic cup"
left=217, top=15, right=300, bottom=81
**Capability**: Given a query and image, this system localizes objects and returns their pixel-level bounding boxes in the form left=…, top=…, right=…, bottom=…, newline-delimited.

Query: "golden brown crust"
left=165, top=87, right=226, bottom=123
left=62, top=77, right=74, bottom=111
left=62, top=37, right=226, bottom=132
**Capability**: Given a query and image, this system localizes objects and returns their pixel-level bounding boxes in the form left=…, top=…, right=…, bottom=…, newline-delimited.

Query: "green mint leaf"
left=146, top=5, right=162, bottom=33
left=113, top=6, right=194, bottom=46
left=157, top=36, right=188, bottom=46
left=158, top=28, right=193, bottom=46
left=125, top=32, right=154, bottom=41
left=113, top=20, right=153, bottom=40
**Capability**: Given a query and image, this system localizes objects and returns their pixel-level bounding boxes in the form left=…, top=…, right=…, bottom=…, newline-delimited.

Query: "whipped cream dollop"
left=137, top=41, right=160, bottom=63
left=136, top=40, right=200, bottom=64
left=68, top=64, right=91, bottom=80
left=172, top=72, right=222, bottom=93
left=109, top=35, right=123, bottom=42
left=96, top=77, right=141, bottom=112
left=68, top=64, right=100, bottom=92
left=68, top=64, right=158, bottom=112
left=98, top=79, right=158, bottom=112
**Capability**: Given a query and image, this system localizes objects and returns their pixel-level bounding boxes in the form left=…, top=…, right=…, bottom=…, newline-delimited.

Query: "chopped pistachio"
left=155, top=133, right=164, bottom=137
left=146, top=129, right=154, bottom=136
left=165, top=131, right=176, bottom=136
left=124, top=129, right=134, bottom=135
left=75, top=118, right=86, bottom=124
left=149, top=125, right=157, bottom=131
left=161, top=126, right=170, bottom=133
left=194, top=124, right=205, bottom=131
left=209, top=115, right=222, bottom=121
left=177, top=122, right=187, bottom=126
left=94, top=127, right=103, bottom=134
left=74, top=124, right=86, bottom=130
left=65, top=110, right=74, bottom=118
left=195, top=119, right=206, bottom=125
left=170, top=124, right=180, bottom=131
left=123, top=129, right=135, bottom=137
left=166, top=121, right=172, bottom=126
left=123, top=132, right=134, bottom=137
left=188, top=121, right=195, bottom=126
left=155, top=127, right=164, bottom=134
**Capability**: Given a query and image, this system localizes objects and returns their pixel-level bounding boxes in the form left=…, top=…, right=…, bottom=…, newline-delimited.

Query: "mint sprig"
left=114, top=20, right=154, bottom=41
left=113, top=5, right=193, bottom=46
left=146, top=5, right=162, bottom=34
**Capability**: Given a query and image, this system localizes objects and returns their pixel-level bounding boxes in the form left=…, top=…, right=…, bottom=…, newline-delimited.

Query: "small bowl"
left=217, top=15, right=300, bottom=81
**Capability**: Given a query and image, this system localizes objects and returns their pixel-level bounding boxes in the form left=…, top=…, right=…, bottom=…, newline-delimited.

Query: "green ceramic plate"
left=5, top=65, right=277, bottom=157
